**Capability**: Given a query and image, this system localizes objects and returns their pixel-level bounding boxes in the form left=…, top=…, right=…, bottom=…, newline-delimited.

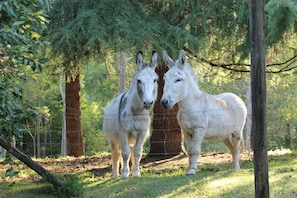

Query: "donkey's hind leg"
left=223, top=135, right=241, bottom=170
left=110, top=141, right=120, bottom=177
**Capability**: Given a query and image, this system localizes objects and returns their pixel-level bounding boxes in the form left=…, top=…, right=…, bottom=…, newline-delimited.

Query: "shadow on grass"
left=0, top=181, right=56, bottom=198
left=86, top=155, right=254, bottom=198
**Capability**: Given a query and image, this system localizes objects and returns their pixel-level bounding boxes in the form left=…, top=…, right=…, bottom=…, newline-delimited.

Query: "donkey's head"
left=161, top=50, right=193, bottom=109
left=135, top=51, right=159, bottom=109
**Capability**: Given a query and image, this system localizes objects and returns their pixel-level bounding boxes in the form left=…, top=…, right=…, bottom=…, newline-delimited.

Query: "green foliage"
left=265, top=0, right=297, bottom=45
left=0, top=0, right=50, bottom=72
left=5, top=167, right=19, bottom=178
left=49, top=0, right=250, bottom=76
left=0, top=0, right=50, bottom=141
left=59, top=175, right=85, bottom=197
left=140, top=0, right=250, bottom=61
left=21, top=65, right=63, bottom=156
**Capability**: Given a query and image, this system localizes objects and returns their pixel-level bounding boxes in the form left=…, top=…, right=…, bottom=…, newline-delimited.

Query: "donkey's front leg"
left=120, top=132, right=131, bottom=178
left=186, top=128, right=205, bottom=175
left=131, top=131, right=146, bottom=177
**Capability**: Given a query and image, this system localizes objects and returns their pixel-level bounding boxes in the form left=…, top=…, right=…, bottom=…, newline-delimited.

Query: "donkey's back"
left=204, top=92, right=247, bottom=139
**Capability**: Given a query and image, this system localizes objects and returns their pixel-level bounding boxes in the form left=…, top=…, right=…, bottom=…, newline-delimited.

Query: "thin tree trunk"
left=25, top=122, right=36, bottom=158
left=246, top=79, right=253, bottom=152
left=36, top=112, right=41, bottom=158
left=60, top=73, right=67, bottom=156
left=118, top=51, right=126, bottom=94
left=66, top=73, right=84, bottom=157
left=0, top=136, right=64, bottom=190
left=42, top=120, right=48, bottom=158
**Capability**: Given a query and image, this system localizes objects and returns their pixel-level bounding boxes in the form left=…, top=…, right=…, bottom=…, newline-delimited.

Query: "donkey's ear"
left=150, top=51, right=158, bottom=69
left=136, top=51, right=144, bottom=70
left=178, top=50, right=186, bottom=69
left=162, top=50, right=174, bottom=68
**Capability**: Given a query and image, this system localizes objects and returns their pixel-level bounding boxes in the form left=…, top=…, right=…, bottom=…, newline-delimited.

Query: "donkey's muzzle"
left=143, top=100, right=154, bottom=109
left=161, top=99, right=171, bottom=109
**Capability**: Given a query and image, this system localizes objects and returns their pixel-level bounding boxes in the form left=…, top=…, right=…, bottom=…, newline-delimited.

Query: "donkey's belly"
left=204, top=119, right=243, bottom=140
left=178, top=111, right=238, bottom=140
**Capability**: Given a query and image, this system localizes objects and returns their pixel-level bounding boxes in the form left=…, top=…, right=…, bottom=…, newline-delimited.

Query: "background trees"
left=1, top=0, right=297, bottom=158
left=0, top=0, right=50, bottom=148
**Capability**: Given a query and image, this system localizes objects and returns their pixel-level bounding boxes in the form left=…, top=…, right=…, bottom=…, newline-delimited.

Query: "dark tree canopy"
left=50, top=1, right=248, bottom=62
left=50, top=0, right=297, bottom=74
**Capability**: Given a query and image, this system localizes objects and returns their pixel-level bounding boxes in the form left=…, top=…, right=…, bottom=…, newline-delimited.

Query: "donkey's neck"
left=178, top=81, right=205, bottom=112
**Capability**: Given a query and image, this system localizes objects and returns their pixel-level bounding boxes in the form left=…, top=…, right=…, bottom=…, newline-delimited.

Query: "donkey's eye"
left=154, top=79, right=157, bottom=83
left=137, top=79, right=142, bottom=84
left=175, top=78, right=182, bottom=83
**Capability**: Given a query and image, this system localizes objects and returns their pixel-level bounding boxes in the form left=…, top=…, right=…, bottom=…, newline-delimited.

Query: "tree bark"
left=249, top=0, right=270, bottom=197
left=66, top=73, right=85, bottom=157
left=149, top=64, right=182, bottom=156
left=0, top=136, right=64, bottom=189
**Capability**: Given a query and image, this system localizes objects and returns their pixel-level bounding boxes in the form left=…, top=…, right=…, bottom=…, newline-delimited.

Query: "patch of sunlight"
left=208, top=177, right=242, bottom=189
left=160, top=179, right=211, bottom=198
left=268, top=148, right=292, bottom=156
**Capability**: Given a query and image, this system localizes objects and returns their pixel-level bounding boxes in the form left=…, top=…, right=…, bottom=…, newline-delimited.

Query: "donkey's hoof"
left=122, top=171, right=129, bottom=178
left=132, top=171, right=141, bottom=177
left=186, top=169, right=196, bottom=176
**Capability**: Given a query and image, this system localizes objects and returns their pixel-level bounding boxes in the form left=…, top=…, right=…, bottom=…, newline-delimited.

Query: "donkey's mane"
left=183, top=63, right=199, bottom=87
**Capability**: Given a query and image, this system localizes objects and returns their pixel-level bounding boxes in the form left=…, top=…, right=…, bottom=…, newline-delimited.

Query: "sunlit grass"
left=84, top=151, right=297, bottom=198
left=1, top=150, right=297, bottom=198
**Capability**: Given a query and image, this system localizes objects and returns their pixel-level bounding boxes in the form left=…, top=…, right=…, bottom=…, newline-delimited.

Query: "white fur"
left=161, top=50, right=247, bottom=175
left=103, top=51, right=158, bottom=178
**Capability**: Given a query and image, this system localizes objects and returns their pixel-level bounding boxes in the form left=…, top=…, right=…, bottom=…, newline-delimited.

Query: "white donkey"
left=161, top=50, right=247, bottom=175
left=103, top=51, right=158, bottom=178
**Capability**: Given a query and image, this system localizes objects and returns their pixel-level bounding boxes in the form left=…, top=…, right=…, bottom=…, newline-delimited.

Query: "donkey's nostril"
left=143, top=100, right=154, bottom=109
left=161, top=99, right=168, bottom=106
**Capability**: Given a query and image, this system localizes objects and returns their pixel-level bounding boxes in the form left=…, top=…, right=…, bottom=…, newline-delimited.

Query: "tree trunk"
left=149, top=64, right=182, bottom=156
left=36, top=112, right=41, bottom=158
left=118, top=51, right=126, bottom=94
left=0, top=136, right=64, bottom=190
left=245, top=79, right=253, bottom=152
left=59, top=73, right=67, bottom=157
left=60, top=73, right=67, bottom=156
left=66, top=73, right=85, bottom=157
left=249, top=0, right=270, bottom=197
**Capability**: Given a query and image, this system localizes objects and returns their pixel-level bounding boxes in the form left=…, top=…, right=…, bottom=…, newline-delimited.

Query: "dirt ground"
left=0, top=152, right=251, bottom=182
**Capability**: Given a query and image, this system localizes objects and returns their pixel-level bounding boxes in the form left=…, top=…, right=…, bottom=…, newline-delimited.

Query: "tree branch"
left=0, top=136, right=64, bottom=190
left=191, top=54, right=297, bottom=74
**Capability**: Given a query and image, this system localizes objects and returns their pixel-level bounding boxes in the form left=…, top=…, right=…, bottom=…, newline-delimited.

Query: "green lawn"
left=1, top=150, right=296, bottom=198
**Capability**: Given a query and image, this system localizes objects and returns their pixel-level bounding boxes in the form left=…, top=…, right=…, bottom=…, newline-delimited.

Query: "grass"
left=0, top=182, right=56, bottom=198
left=1, top=150, right=296, bottom=198
left=84, top=163, right=255, bottom=198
